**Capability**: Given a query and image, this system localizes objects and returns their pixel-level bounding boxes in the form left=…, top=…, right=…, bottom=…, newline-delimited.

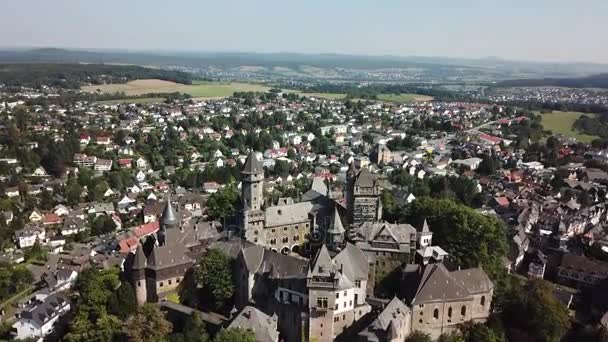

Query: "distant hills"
left=494, top=73, right=608, bottom=89
left=1, top=48, right=608, bottom=81
left=0, top=48, right=608, bottom=84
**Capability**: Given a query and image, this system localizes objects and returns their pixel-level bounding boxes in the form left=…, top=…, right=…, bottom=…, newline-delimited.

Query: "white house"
left=15, top=227, right=46, bottom=248
left=13, top=293, right=70, bottom=341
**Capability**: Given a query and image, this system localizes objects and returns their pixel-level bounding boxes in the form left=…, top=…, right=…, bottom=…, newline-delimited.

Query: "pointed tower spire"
left=422, top=219, right=430, bottom=233
left=162, top=194, right=178, bottom=228
left=347, top=161, right=357, bottom=178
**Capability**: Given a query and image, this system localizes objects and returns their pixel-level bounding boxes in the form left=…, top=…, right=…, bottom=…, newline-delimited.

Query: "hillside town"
left=1, top=84, right=608, bottom=342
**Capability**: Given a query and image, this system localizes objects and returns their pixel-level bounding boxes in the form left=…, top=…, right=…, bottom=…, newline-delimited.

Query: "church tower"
left=132, top=244, right=148, bottom=306
left=346, top=161, right=357, bottom=224
left=158, top=194, right=178, bottom=246
left=241, top=151, right=265, bottom=242
left=417, top=219, right=433, bottom=248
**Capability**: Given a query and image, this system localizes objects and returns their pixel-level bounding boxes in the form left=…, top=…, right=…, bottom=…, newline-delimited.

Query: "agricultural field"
left=96, top=97, right=166, bottom=105
left=298, top=92, right=347, bottom=100
left=82, top=79, right=275, bottom=98
left=538, top=111, right=599, bottom=143
left=377, top=93, right=434, bottom=103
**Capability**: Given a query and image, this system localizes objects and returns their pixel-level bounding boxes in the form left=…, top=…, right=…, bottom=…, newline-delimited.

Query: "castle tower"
left=327, top=206, right=345, bottom=251
left=346, top=161, right=357, bottom=224
left=132, top=244, right=148, bottom=306
left=241, top=151, right=265, bottom=242
left=159, top=194, right=178, bottom=246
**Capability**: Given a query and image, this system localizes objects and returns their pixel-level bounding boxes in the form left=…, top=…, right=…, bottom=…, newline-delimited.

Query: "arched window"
left=447, top=307, right=452, bottom=317
left=433, top=308, right=439, bottom=320
left=461, top=306, right=467, bottom=316
left=481, top=296, right=486, bottom=306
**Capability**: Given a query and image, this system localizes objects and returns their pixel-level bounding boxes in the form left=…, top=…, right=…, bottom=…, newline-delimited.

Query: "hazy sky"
left=2, top=0, right=607, bottom=63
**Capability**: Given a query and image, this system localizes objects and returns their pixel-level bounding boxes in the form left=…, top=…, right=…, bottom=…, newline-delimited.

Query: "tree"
left=91, top=215, right=116, bottom=236
left=214, top=328, right=255, bottom=342
left=478, top=154, right=496, bottom=175
left=206, top=186, right=240, bottom=221
left=405, top=331, right=433, bottom=342
left=170, top=312, right=210, bottom=342
left=107, top=281, right=137, bottom=319
left=194, top=249, right=235, bottom=310
left=460, top=322, right=504, bottom=342
left=405, top=198, right=508, bottom=280
left=124, top=304, right=173, bottom=342
left=501, top=279, right=570, bottom=342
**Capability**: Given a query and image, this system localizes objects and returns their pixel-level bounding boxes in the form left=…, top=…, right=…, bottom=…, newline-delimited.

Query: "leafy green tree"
left=501, top=279, right=570, bottom=342
left=405, top=331, right=433, bottom=342
left=214, top=328, right=255, bottom=342
left=194, top=249, right=235, bottom=310
left=405, top=198, right=508, bottom=280
left=64, top=268, right=123, bottom=342
left=170, top=312, right=210, bottom=342
left=107, top=281, right=137, bottom=319
left=460, top=322, right=504, bottom=342
left=124, top=304, right=173, bottom=342
left=91, top=215, right=116, bottom=236
left=206, top=186, right=240, bottom=221
left=478, top=154, right=496, bottom=175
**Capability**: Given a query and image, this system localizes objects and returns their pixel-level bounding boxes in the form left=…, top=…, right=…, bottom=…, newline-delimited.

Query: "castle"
left=128, top=195, right=217, bottom=305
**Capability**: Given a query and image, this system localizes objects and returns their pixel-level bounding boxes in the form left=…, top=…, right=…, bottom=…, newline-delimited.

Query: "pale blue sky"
left=2, top=0, right=607, bottom=63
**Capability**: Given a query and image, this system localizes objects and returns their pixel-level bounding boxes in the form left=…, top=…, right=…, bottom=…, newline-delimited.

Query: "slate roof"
left=327, top=206, right=345, bottom=235
left=264, top=201, right=313, bottom=227
left=132, top=244, right=147, bottom=270
left=411, top=263, right=493, bottom=304
left=19, top=293, right=69, bottom=328
left=242, top=151, right=264, bottom=174
left=372, top=297, right=410, bottom=331
left=333, top=243, right=369, bottom=281
left=241, top=244, right=308, bottom=279
left=228, top=306, right=279, bottom=342
left=355, top=167, right=377, bottom=187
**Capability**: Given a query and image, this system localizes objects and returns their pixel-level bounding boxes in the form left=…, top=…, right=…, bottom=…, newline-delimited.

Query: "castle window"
left=343, top=314, right=346, bottom=321
left=355, top=280, right=361, bottom=288
left=481, top=296, right=486, bottom=306
left=176, top=278, right=180, bottom=283
left=433, top=308, right=439, bottom=320
left=137, top=281, right=141, bottom=286
left=343, top=302, right=346, bottom=308
left=448, top=307, right=452, bottom=318
left=317, top=297, right=328, bottom=308
left=461, top=306, right=467, bottom=316
left=336, top=293, right=340, bottom=299
left=160, top=282, right=164, bottom=287
left=284, top=227, right=287, bottom=231
left=254, top=230, right=258, bottom=235
left=168, top=279, right=172, bottom=285
left=334, top=316, right=339, bottom=322
left=335, top=304, right=338, bottom=310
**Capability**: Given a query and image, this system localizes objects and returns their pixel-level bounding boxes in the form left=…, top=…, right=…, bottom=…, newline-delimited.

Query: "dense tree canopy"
left=193, top=249, right=235, bottom=310
left=124, top=303, right=173, bottom=342
left=404, top=197, right=508, bottom=279
left=214, top=328, right=255, bottom=342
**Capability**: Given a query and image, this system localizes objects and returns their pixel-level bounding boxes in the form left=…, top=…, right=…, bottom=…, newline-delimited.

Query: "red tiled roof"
left=479, top=133, right=503, bottom=144
left=495, top=197, right=510, bottom=206
left=42, top=213, right=62, bottom=224
left=134, top=221, right=159, bottom=238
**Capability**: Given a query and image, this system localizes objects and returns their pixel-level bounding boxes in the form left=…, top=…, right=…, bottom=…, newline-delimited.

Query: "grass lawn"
left=166, top=293, right=180, bottom=304
left=538, top=111, right=599, bottom=143
left=96, top=97, right=166, bottom=105
left=377, top=93, right=434, bottom=103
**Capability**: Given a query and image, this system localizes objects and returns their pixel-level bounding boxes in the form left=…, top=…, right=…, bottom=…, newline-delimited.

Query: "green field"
left=377, top=93, right=434, bottom=103
left=539, top=111, right=599, bottom=143
left=97, top=97, right=166, bottom=105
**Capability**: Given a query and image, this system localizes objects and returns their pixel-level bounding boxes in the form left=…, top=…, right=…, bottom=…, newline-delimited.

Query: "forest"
left=0, top=63, right=193, bottom=89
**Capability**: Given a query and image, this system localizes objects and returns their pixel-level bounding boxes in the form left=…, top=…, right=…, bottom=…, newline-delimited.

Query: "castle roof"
left=161, top=194, right=179, bottom=227
left=242, top=151, right=264, bottom=175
